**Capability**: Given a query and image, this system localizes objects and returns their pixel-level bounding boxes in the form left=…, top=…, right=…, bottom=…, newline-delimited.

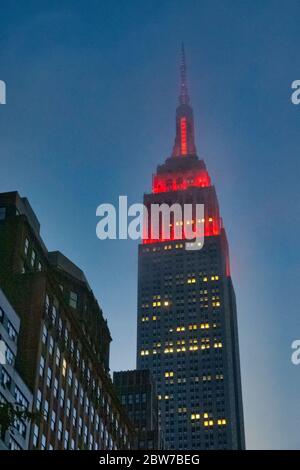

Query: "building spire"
left=172, top=44, right=197, bottom=157
left=179, top=42, right=190, bottom=105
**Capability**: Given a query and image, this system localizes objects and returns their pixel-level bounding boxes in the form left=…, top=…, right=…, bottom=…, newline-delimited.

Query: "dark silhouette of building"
left=0, top=191, right=133, bottom=450
left=113, top=369, right=163, bottom=449
left=136, top=46, right=245, bottom=450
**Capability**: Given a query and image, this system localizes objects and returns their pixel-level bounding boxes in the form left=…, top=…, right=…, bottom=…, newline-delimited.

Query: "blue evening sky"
left=0, top=0, right=299, bottom=449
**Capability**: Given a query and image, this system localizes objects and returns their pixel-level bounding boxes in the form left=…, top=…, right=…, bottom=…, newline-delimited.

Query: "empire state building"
left=136, top=46, right=245, bottom=450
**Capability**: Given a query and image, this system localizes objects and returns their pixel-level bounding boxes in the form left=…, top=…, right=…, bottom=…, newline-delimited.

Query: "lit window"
left=176, top=326, right=185, bottom=332
left=62, top=358, right=67, bottom=376
left=204, top=420, right=214, bottom=427
left=164, top=347, right=174, bottom=354
left=140, top=350, right=149, bottom=356
left=165, top=371, right=174, bottom=378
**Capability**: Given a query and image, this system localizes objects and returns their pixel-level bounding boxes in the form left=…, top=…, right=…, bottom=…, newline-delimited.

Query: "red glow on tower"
left=180, top=117, right=187, bottom=155
left=142, top=215, right=222, bottom=245
left=142, top=45, right=223, bottom=247
left=152, top=169, right=211, bottom=194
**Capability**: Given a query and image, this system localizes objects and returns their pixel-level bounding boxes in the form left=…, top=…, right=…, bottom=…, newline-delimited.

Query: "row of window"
left=41, top=320, right=105, bottom=403
left=32, top=422, right=116, bottom=450
left=38, top=323, right=130, bottom=448
left=45, top=295, right=102, bottom=375
left=121, top=393, right=147, bottom=406
left=39, top=351, right=126, bottom=440
left=23, top=237, right=42, bottom=272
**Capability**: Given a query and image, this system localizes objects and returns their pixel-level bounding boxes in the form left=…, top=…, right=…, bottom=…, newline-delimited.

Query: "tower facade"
left=136, top=47, right=245, bottom=450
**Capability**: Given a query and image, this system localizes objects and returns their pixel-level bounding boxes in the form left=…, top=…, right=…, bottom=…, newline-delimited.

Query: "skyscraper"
left=136, top=46, right=245, bottom=450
